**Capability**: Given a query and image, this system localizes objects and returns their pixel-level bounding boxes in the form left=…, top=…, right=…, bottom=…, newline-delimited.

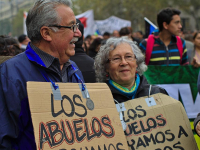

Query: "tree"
left=72, top=0, right=171, bottom=32
left=173, top=0, right=200, bottom=30
left=12, top=9, right=25, bottom=37
left=73, top=0, right=200, bottom=32
left=0, top=19, right=12, bottom=35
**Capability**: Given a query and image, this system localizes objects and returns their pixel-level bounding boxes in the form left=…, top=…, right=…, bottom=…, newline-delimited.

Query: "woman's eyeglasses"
left=108, top=55, right=136, bottom=64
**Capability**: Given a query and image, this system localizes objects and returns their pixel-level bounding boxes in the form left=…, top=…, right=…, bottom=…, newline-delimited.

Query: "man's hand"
left=196, top=121, right=200, bottom=136
left=191, top=57, right=200, bottom=68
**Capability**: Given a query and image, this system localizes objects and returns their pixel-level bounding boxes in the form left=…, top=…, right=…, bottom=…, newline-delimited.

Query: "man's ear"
left=40, top=26, right=52, bottom=42
left=163, top=22, right=169, bottom=30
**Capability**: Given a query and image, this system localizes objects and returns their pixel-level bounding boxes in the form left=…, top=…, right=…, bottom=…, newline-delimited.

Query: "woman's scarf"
left=108, top=73, right=140, bottom=99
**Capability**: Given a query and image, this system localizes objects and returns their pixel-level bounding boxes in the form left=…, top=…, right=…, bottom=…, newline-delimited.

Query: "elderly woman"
left=94, top=38, right=167, bottom=103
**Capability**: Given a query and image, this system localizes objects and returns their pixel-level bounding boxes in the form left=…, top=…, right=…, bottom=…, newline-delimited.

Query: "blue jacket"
left=0, top=44, right=84, bottom=150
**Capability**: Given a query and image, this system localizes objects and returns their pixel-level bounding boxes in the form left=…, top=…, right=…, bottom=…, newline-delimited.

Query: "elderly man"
left=0, top=0, right=83, bottom=149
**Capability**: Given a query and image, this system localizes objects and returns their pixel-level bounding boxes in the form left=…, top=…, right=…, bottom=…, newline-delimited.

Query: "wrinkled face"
left=106, top=43, right=138, bottom=87
left=50, top=5, right=81, bottom=64
left=194, top=33, right=200, bottom=48
left=166, top=15, right=182, bottom=36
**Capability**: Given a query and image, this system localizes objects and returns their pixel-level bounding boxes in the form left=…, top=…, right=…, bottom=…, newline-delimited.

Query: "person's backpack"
left=145, top=34, right=183, bottom=65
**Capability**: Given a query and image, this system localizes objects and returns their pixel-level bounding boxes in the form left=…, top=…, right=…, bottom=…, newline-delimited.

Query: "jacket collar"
left=25, top=43, right=46, bottom=67
left=153, top=30, right=177, bottom=44
left=107, top=75, right=148, bottom=102
left=74, top=47, right=85, bottom=54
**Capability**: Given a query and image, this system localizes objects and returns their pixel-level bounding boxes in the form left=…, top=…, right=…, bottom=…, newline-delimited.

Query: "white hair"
left=94, top=37, right=147, bottom=82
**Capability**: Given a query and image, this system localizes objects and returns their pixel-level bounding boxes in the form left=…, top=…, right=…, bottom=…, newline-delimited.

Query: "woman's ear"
left=40, top=26, right=52, bottom=42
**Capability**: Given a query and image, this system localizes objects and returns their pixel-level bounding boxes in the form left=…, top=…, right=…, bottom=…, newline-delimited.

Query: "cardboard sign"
left=27, top=82, right=129, bottom=150
left=121, top=93, right=198, bottom=150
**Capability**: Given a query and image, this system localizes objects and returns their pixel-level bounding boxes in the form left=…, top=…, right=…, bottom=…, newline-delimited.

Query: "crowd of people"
left=0, top=0, right=200, bottom=149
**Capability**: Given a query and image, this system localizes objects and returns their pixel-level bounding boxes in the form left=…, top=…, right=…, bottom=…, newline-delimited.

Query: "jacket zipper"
left=166, top=46, right=169, bottom=66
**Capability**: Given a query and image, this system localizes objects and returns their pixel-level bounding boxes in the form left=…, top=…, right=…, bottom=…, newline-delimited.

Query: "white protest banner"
left=95, top=16, right=131, bottom=35
left=27, top=82, right=129, bottom=150
left=157, top=84, right=200, bottom=119
left=76, top=10, right=97, bottom=37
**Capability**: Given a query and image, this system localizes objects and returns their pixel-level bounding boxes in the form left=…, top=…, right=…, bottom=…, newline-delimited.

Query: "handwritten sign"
left=27, top=82, right=129, bottom=150
left=121, top=93, right=198, bottom=150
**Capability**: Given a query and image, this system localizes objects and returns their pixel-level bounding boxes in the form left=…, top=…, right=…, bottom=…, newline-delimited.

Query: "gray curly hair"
left=94, top=37, right=147, bottom=82
left=26, top=0, right=72, bottom=43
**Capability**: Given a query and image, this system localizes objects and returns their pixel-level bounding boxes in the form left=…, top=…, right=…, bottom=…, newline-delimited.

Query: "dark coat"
left=0, top=43, right=84, bottom=150
left=88, top=50, right=97, bottom=59
left=70, top=19, right=96, bottom=83
left=70, top=48, right=96, bottom=83
left=107, top=75, right=168, bottom=103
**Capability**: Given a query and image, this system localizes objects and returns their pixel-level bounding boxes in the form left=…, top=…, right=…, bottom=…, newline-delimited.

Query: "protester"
left=94, top=37, right=168, bottom=103
left=132, top=32, right=138, bottom=39
left=180, top=29, right=194, bottom=56
left=127, top=27, right=140, bottom=44
left=139, top=8, right=189, bottom=66
left=70, top=19, right=96, bottom=83
left=189, top=31, right=200, bottom=67
left=0, top=35, right=22, bottom=64
left=0, top=35, right=21, bottom=56
left=88, top=37, right=103, bottom=59
left=112, top=30, right=120, bottom=37
left=119, top=27, right=132, bottom=41
left=18, top=34, right=30, bottom=51
left=136, top=30, right=144, bottom=42
left=85, top=35, right=92, bottom=43
left=0, top=0, right=83, bottom=149
left=119, top=27, right=140, bottom=44
left=103, top=32, right=111, bottom=40
left=84, top=35, right=94, bottom=47
left=82, top=40, right=89, bottom=54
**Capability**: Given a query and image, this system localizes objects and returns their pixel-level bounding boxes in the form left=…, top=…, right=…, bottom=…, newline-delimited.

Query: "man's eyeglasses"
left=48, top=23, right=79, bottom=32
left=108, top=55, right=136, bottom=64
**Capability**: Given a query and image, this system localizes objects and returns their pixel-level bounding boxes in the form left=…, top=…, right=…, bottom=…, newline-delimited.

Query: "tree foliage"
left=72, top=0, right=199, bottom=31
left=173, top=0, right=200, bottom=30
left=2, top=0, right=199, bottom=36
left=12, top=9, right=25, bottom=37
left=0, top=19, right=12, bottom=35
left=72, top=0, right=172, bottom=31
